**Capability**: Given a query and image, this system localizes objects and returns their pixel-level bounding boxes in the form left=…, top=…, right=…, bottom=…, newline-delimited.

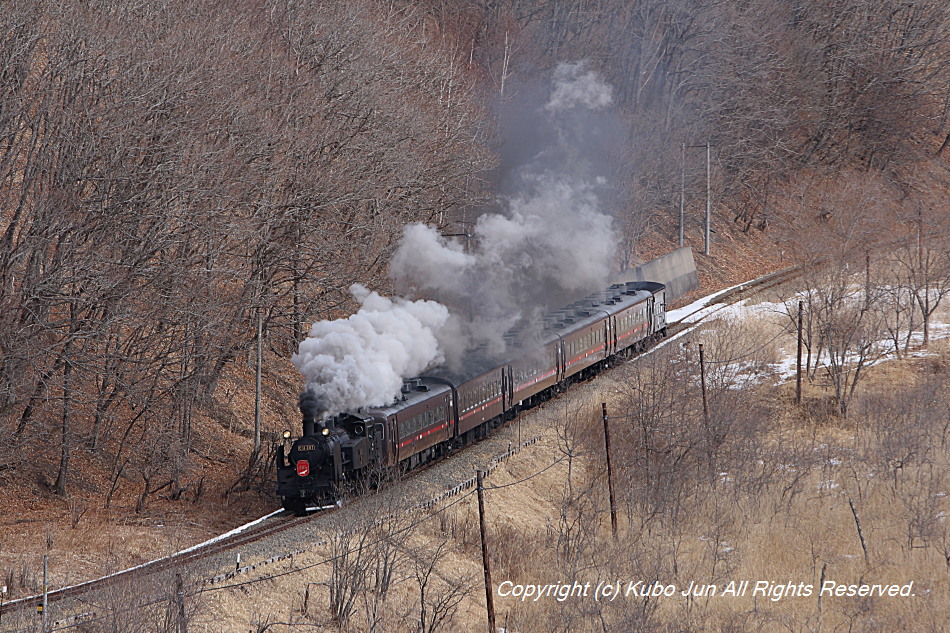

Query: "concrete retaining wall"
left=611, top=247, right=699, bottom=302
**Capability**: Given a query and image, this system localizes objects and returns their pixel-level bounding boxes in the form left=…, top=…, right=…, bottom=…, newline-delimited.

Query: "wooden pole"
left=254, top=309, right=262, bottom=459
left=679, top=142, right=685, bottom=247
left=698, top=344, right=709, bottom=428
left=476, top=470, right=496, bottom=633
left=601, top=403, right=618, bottom=537
left=40, top=554, right=47, bottom=633
left=704, top=142, right=711, bottom=256
left=848, top=498, right=870, bottom=565
left=796, top=301, right=804, bottom=405
left=175, top=573, right=188, bottom=633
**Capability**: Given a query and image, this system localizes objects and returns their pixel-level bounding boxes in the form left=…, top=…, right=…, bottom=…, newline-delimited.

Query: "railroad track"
left=0, top=266, right=802, bottom=629
left=0, top=510, right=313, bottom=623
left=665, top=265, right=800, bottom=339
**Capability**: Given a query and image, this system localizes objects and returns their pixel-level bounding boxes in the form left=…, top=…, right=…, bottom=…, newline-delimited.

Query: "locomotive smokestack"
left=299, top=391, right=321, bottom=436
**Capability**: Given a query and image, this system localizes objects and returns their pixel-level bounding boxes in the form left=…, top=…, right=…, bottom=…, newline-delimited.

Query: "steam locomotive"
left=276, top=281, right=666, bottom=514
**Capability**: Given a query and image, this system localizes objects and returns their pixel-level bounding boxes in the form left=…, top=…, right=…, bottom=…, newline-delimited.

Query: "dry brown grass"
left=27, top=340, right=938, bottom=632
left=4, top=295, right=948, bottom=632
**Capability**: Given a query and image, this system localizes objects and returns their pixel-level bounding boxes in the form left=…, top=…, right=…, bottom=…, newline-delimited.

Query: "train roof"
left=535, top=280, right=663, bottom=335
left=350, top=281, right=665, bottom=414
left=429, top=280, right=665, bottom=383
left=370, top=377, right=452, bottom=416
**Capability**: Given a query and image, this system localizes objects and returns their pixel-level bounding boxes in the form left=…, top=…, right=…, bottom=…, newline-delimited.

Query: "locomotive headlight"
left=322, top=428, right=330, bottom=436
left=282, top=430, right=292, bottom=439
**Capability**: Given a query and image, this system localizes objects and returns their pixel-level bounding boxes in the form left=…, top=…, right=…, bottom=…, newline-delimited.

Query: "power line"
left=192, top=488, right=477, bottom=596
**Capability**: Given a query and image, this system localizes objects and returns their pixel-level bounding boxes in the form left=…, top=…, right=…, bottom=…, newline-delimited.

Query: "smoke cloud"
left=294, top=61, right=621, bottom=413
left=390, top=61, right=619, bottom=368
left=292, top=284, right=449, bottom=416
left=545, top=61, right=614, bottom=112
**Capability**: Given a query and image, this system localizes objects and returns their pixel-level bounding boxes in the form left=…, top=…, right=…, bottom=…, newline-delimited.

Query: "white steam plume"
left=292, top=284, right=449, bottom=415
left=293, top=61, right=619, bottom=411
left=545, top=61, right=614, bottom=112
left=390, top=61, right=618, bottom=368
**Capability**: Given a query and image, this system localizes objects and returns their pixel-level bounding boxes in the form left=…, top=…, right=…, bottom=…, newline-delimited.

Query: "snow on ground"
left=666, top=280, right=751, bottom=324
left=682, top=291, right=950, bottom=387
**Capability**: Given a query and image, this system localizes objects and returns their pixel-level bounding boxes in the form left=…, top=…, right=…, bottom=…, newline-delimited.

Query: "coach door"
left=389, top=414, right=399, bottom=463
left=501, top=366, right=514, bottom=414
left=556, top=338, right=566, bottom=382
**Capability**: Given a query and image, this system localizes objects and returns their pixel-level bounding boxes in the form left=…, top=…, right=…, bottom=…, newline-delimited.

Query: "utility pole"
left=796, top=301, right=804, bottom=405
left=175, top=573, right=187, bottom=633
left=40, top=554, right=48, bottom=633
left=682, top=142, right=713, bottom=254
left=698, top=343, right=709, bottom=429
left=705, top=141, right=712, bottom=256
left=601, top=403, right=618, bottom=537
left=476, top=470, right=496, bottom=633
left=679, top=142, right=686, bottom=247
left=253, top=308, right=262, bottom=460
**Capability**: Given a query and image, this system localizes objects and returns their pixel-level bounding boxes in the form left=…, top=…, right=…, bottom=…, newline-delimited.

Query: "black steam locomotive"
left=276, top=281, right=666, bottom=514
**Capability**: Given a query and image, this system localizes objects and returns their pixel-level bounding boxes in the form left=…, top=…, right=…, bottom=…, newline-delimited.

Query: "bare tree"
left=892, top=208, right=950, bottom=347
left=409, top=537, right=475, bottom=633
left=1, top=0, right=492, bottom=502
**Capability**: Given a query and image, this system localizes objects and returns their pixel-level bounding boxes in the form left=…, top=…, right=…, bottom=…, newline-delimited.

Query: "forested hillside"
left=2, top=0, right=950, bottom=536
